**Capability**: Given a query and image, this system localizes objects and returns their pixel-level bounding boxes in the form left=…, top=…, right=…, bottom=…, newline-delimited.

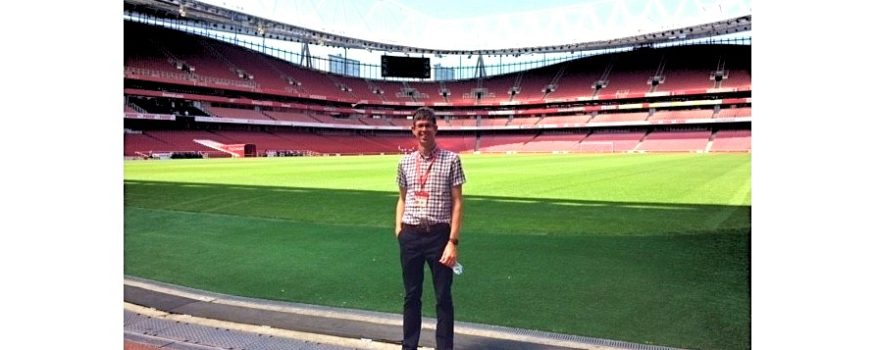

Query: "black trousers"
left=398, top=223, right=454, bottom=350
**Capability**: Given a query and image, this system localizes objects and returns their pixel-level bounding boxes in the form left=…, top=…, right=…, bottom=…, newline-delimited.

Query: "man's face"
left=412, top=119, right=437, bottom=146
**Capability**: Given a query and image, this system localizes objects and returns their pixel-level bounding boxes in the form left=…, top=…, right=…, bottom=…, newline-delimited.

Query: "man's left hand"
left=439, top=242, right=457, bottom=267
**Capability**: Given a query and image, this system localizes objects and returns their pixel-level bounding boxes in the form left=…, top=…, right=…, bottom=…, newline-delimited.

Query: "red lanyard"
left=415, top=150, right=437, bottom=191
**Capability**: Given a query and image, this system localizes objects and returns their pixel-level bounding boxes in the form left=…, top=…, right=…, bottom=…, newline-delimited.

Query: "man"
left=395, top=107, right=465, bottom=350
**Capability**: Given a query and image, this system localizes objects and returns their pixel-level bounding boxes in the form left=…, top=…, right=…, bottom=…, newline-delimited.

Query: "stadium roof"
left=124, top=0, right=751, bottom=55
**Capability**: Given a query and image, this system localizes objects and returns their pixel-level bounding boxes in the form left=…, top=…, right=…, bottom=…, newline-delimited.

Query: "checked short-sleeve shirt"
left=397, top=149, right=466, bottom=225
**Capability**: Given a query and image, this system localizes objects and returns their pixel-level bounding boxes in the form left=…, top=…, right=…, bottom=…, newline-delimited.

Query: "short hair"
left=411, top=107, right=437, bottom=126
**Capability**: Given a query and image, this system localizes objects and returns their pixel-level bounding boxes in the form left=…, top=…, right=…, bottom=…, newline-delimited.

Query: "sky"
left=200, top=0, right=752, bottom=50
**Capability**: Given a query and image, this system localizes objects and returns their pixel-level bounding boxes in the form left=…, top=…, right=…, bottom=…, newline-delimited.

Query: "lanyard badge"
left=414, top=152, right=436, bottom=209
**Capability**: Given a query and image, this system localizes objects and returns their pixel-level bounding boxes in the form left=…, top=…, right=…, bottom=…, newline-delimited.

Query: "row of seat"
left=124, top=21, right=751, bottom=107
left=129, top=99, right=751, bottom=129
left=124, top=129, right=751, bottom=156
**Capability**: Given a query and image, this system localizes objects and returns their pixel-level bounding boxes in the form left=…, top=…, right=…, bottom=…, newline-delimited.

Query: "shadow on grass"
left=124, top=180, right=750, bottom=237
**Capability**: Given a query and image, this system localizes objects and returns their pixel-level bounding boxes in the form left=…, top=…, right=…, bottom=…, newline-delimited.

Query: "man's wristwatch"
left=449, top=238, right=459, bottom=246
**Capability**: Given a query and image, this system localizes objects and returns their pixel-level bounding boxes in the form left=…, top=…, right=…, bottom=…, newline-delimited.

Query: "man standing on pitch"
left=395, top=107, right=465, bottom=350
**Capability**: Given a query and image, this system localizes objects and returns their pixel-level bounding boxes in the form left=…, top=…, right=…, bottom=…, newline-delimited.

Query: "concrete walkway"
left=124, top=276, right=684, bottom=350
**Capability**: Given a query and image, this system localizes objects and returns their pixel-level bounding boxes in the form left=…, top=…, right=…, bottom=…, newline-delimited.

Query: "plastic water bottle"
left=452, top=262, right=463, bottom=275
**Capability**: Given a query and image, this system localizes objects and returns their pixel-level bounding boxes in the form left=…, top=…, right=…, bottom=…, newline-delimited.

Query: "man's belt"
left=402, top=222, right=450, bottom=233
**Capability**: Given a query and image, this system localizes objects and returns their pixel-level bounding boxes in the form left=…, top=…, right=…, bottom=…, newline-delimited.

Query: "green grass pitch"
left=124, top=153, right=751, bottom=350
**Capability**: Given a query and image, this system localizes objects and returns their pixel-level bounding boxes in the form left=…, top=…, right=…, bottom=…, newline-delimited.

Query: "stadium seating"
left=377, top=80, right=419, bottom=103
left=206, top=106, right=273, bottom=121
left=435, top=134, right=476, bottom=152
left=538, top=115, right=591, bottom=127
left=545, top=57, right=605, bottom=99
left=637, top=129, right=711, bottom=152
left=306, top=114, right=366, bottom=125
left=338, top=77, right=381, bottom=101
left=263, top=110, right=321, bottom=123
left=444, top=79, right=480, bottom=104
left=506, top=116, right=541, bottom=126
left=451, top=118, right=479, bottom=127
left=357, top=116, right=395, bottom=126
left=479, top=117, right=511, bottom=126
left=710, top=129, right=751, bottom=152
left=511, top=66, right=561, bottom=103
left=125, top=126, right=750, bottom=155
left=717, top=107, right=752, bottom=118
left=479, top=74, right=518, bottom=103
left=403, top=81, right=445, bottom=103
left=657, top=45, right=732, bottom=92
left=124, top=21, right=750, bottom=157
left=591, top=112, right=649, bottom=123
left=517, top=133, right=587, bottom=152
left=582, top=129, right=647, bottom=152
left=126, top=22, right=750, bottom=105
left=477, top=134, right=538, bottom=152
left=648, top=109, right=715, bottom=121
left=124, top=132, right=170, bottom=156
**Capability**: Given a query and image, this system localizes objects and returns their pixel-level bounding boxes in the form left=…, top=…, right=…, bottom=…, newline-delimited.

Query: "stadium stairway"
left=124, top=276, right=687, bottom=350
